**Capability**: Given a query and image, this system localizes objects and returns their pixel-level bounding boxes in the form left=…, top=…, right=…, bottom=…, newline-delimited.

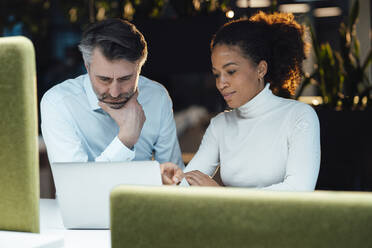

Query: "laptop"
left=51, top=161, right=162, bottom=229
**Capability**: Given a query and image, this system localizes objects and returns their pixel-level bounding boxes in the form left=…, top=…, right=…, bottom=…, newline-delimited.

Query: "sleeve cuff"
left=101, top=136, right=135, bottom=161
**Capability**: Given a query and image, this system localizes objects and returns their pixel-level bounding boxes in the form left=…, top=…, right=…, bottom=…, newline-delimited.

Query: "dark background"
left=1, top=0, right=371, bottom=193
left=1, top=0, right=356, bottom=113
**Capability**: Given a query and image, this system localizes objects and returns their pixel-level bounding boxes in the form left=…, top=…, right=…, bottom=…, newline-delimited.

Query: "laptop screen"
left=51, top=161, right=162, bottom=229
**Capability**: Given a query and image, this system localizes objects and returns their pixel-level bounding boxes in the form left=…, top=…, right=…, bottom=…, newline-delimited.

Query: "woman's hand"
left=160, top=162, right=184, bottom=185
left=185, top=170, right=220, bottom=186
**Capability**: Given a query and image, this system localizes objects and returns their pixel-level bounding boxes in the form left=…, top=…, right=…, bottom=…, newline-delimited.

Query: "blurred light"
left=209, top=0, right=218, bottom=11
left=236, top=0, right=249, bottom=8
left=298, top=96, right=323, bottom=106
left=346, top=31, right=351, bottom=43
left=220, top=3, right=228, bottom=12
left=43, top=1, right=50, bottom=9
left=250, top=0, right=271, bottom=8
left=96, top=7, right=106, bottom=21
left=123, top=1, right=135, bottom=21
left=279, top=4, right=310, bottom=13
left=353, top=96, right=360, bottom=105
left=193, top=0, right=201, bottom=11
left=362, top=96, right=368, bottom=106
left=312, top=99, right=320, bottom=106
left=226, top=10, right=235, bottom=18
left=69, top=8, right=78, bottom=23
left=313, top=7, right=342, bottom=17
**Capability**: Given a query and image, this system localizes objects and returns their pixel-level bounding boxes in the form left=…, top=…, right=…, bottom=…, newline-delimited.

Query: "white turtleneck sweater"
left=184, top=84, right=320, bottom=191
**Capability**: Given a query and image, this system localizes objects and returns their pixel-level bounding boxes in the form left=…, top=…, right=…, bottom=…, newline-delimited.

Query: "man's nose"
left=109, top=82, right=121, bottom=98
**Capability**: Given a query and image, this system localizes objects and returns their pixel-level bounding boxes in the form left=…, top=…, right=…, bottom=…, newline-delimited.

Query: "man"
left=41, top=18, right=184, bottom=169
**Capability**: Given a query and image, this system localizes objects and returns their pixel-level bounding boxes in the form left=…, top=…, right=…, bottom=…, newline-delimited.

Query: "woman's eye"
left=228, top=70, right=236, bottom=75
left=213, top=74, right=220, bottom=79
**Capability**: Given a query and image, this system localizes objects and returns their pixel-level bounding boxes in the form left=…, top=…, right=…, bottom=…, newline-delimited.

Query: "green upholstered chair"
left=0, top=36, right=39, bottom=233
left=111, top=185, right=372, bottom=248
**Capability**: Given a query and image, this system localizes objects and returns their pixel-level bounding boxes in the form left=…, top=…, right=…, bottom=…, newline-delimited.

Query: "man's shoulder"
left=138, top=75, right=169, bottom=97
left=41, top=74, right=87, bottom=104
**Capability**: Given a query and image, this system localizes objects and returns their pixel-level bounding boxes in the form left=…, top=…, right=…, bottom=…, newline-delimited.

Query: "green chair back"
left=0, top=36, right=39, bottom=233
left=111, top=185, right=372, bottom=248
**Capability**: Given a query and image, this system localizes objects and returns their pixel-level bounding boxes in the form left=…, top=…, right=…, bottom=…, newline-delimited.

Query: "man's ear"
left=257, top=60, right=268, bottom=78
left=85, top=63, right=89, bottom=73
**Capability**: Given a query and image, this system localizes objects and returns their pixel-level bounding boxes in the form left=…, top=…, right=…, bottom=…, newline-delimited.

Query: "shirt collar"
left=236, top=83, right=273, bottom=119
left=83, top=74, right=101, bottom=111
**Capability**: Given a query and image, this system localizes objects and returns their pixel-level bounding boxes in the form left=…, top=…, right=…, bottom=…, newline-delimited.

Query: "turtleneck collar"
left=236, top=83, right=275, bottom=119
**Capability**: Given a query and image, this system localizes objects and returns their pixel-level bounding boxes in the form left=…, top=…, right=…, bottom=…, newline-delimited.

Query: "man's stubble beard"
left=98, top=88, right=136, bottom=109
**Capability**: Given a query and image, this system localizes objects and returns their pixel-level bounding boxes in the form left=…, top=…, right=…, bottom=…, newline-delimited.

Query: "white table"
left=0, top=231, right=63, bottom=248
left=40, top=199, right=111, bottom=247
left=0, top=199, right=111, bottom=248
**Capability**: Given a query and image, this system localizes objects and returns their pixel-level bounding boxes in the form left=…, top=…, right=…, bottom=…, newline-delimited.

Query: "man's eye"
left=118, top=77, right=131, bottom=83
left=100, top=78, right=110, bottom=82
left=228, top=70, right=236, bottom=75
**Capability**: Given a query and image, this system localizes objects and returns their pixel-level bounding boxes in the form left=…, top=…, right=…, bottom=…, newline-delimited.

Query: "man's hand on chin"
left=99, top=91, right=146, bottom=148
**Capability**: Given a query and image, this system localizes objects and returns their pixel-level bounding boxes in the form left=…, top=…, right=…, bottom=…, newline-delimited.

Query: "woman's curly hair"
left=211, top=11, right=309, bottom=97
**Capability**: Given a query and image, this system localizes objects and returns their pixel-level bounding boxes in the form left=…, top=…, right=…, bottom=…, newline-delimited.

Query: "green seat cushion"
left=111, top=186, right=372, bottom=248
left=0, top=36, right=39, bottom=233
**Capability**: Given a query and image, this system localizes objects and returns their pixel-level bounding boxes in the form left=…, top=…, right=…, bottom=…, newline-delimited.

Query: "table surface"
left=0, top=199, right=111, bottom=248
left=41, top=199, right=111, bottom=247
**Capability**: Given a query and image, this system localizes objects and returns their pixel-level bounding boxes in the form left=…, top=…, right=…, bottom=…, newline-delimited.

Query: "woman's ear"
left=257, top=60, right=268, bottom=78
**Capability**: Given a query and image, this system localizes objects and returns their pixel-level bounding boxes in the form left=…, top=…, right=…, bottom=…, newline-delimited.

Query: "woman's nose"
left=216, top=76, right=228, bottom=91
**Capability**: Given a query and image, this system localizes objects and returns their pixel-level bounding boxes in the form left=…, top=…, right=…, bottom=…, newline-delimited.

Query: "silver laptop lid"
left=51, top=161, right=162, bottom=229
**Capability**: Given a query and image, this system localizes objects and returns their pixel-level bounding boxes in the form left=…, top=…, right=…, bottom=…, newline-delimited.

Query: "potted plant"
left=296, top=0, right=372, bottom=191
left=297, top=0, right=371, bottom=109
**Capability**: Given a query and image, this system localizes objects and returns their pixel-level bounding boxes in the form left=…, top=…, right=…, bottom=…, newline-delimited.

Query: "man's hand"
left=99, top=91, right=146, bottom=148
left=185, top=170, right=220, bottom=186
left=160, top=162, right=184, bottom=185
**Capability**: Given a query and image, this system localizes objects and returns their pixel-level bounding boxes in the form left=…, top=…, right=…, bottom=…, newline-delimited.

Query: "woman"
left=162, top=11, right=320, bottom=191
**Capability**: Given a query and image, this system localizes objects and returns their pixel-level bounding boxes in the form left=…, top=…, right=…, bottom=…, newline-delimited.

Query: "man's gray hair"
left=78, top=18, right=148, bottom=67
left=78, top=40, right=94, bottom=66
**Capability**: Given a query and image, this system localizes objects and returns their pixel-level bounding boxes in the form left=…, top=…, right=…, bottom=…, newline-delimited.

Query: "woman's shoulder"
left=209, top=109, right=237, bottom=128
left=211, top=109, right=234, bottom=120
left=202, top=111, right=233, bottom=140
left=278, top=98, right=320, bottom=130
left=278, top=97, right=317, bottom=115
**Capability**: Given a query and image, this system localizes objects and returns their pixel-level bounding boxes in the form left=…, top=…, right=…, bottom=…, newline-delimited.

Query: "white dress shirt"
left=41, top=74, right=184, bottom=168
left=184, top=84, right=320, bottom=191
